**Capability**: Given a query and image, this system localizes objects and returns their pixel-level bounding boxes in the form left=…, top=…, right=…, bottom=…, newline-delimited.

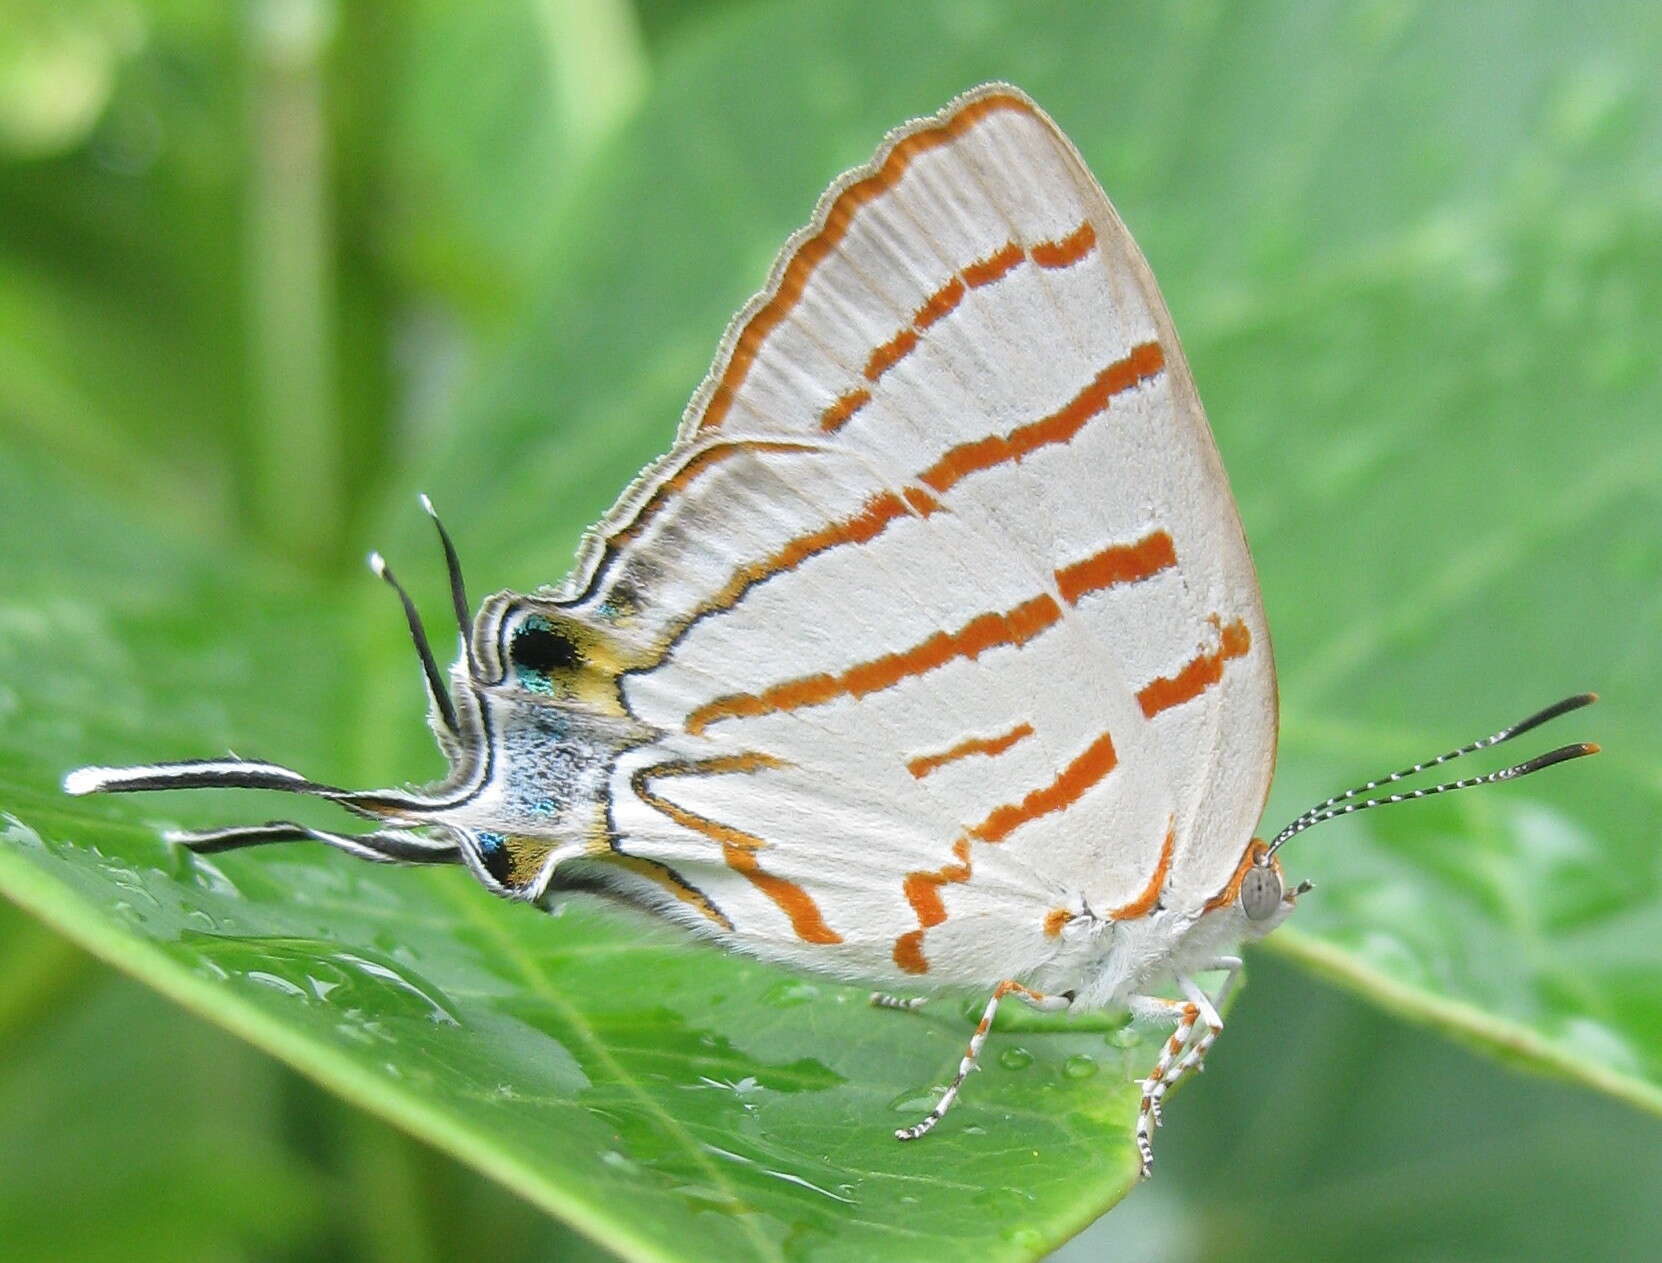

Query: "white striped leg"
left=1132, top=996, right=1198, bottom=1177
left=870, top=992, right=928, bottom=1011
left=1146, top=962, right=1237, bottom=1120
left=895, top=980, right=1070, bottom=1142
left=1131, top=958, right=1238, bottom=1177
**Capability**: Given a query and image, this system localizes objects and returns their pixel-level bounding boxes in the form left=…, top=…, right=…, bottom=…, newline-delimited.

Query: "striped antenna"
left=1264, top=693, right=1599, bottom=860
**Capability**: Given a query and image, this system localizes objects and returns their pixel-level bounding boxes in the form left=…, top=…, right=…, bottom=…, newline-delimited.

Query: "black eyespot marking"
left=476, top=831, right=513, bottom=886
left=511, top=620, right=581, bottom=677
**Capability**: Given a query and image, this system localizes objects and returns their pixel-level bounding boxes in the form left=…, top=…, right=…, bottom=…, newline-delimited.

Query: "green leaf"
left=0, top=444, right=1146, bottom=1258
left=1064, top=954, right=1662, bottom=1261
left=0, top=906, right=328, bottom=1263
left=4, top=1, right=1662, bottom=1260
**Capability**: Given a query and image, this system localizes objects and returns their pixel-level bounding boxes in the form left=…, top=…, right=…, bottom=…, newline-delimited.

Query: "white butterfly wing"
left=553, top=85, right=1276, bottom=986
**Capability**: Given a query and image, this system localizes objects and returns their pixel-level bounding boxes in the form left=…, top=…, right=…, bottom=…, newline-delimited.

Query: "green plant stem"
left=245, top=0, right=341, bottom=567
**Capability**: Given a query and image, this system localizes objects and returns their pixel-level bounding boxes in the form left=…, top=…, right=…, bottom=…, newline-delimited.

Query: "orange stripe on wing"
left=742, top=487, right=940, bottom=585
left=648, top=487, right=938, bottom=664
left=962, top=240, right=1024, bottom=288
left=697, top=92, right=1037, bottom=433
left=1054, top=529, right=1176, bottom=605
left=1107, top=819, right=1174, bottom=920
left=819, top=388, right=871, bottom=433
left=842, top=222, right=1093, bottom=423
left=919, top=341, right=1165, bottom=494
left=1137, top=618, right=1252, bottom=718
left=906, top=722, right=1034, bottom=779
left=604, top=853, right=733, bottom=931
left=901, top=838, right=971, bottom=938
left=893, top=731, right=1119, bottom=973
left=610, top=439, right=821, bottom=548
left=1030, top=221, right=1097, bottom=268
left=687, top=593, right=1062, bottom=735
left=892, top=930, right=931, bottom=975
left=631, top=754, right=842, bottom=944
left=913, top=275, right=965, bottom=330
left=974, top=731, right=1119, bottom=843
left=648, top=346, right=1160, bottom=673
left=865, top=328, right=919, bottom=381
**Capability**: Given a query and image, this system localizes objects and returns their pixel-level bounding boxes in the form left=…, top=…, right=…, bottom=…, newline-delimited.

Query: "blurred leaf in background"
left=3, top=1, right=1662, bottom=1260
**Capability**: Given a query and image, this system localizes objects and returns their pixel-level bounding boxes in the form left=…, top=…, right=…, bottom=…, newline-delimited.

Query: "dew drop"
left=1063, top=1054, right=1098, bottom=1080
left=761, top=978, right=819, bottom=1008
left=888, top=1088, right=938, bottom=1113
left=246, top=969, right=308, bottom=1000
left=1107, top=1024, right=1142, bottom=1048
left=1002, top=1226, right=1046, bottom=1251
left=998, top=1046, right=1034, bottom=1071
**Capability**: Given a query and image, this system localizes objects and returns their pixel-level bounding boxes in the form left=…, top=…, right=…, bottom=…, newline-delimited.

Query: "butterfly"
left=65, top=83, right=1598, bottom=1177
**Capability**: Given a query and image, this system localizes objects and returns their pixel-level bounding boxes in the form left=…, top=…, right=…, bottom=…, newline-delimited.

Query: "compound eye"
left=1240, top=864, right=1284, bottom=922
left=509, top=617, right=580, bottom=683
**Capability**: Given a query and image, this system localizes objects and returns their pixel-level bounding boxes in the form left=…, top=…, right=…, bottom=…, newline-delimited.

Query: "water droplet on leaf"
left=1064, top=1054, right=1098, bottom=1079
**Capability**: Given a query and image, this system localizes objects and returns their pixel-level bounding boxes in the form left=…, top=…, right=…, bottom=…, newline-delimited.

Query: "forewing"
left=556, top=85, right=1276, bottom=983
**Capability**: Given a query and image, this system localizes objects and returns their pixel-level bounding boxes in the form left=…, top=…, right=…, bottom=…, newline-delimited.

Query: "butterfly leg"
left=1130, top=995, right=1198, bottom=1174
left=870, top=992, right=928, bottom=1011
left=1130, top=960, right=1237, bottom=1177
left=895, top=980, right=1071, bottom=1142
left=1147, top=960, right=1239, bottom=1115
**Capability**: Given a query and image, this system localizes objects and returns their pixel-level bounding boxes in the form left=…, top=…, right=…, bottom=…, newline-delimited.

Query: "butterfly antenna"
left=369, top=550, right=460, bottom=736
left=1263, top=693, right=1599, bottom=861
left=420, top=494, right=480, bottom=680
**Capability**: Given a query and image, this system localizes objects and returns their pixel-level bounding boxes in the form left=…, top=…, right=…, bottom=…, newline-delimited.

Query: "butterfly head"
left=1243, top=693, right=1602, bottom=928
left=1202, top=837, right=1304, bottom=943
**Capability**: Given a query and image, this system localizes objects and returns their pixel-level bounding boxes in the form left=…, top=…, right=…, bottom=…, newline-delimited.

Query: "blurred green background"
left=3, top=1, right=1661, bottom=1260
